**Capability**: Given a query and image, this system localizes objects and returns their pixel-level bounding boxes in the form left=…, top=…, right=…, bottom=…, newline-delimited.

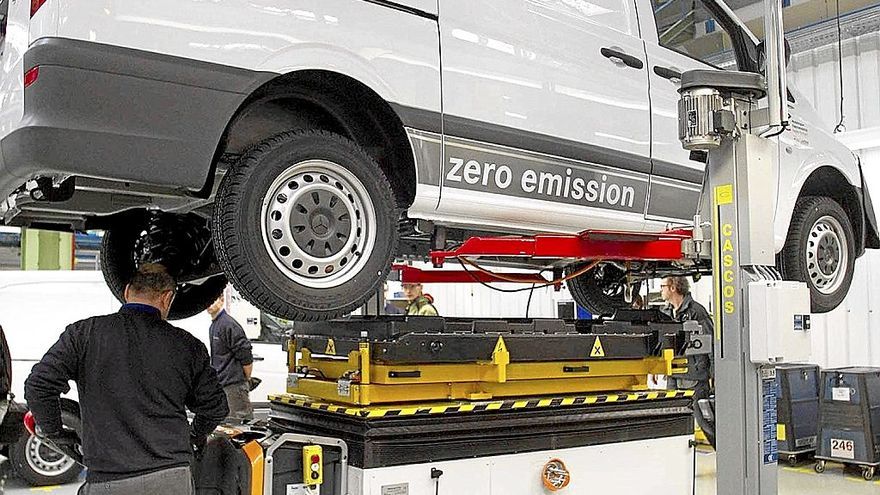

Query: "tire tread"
left=212, top=129, right=399, bottom=321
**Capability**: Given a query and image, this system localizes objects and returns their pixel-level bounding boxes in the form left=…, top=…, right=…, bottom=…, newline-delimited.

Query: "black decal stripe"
left=390, top=104, right=653, bottom=175
left=26, top=38, right=274, bottom=93
left=390, top=103, right=443, bottom=134
left=361, top=0, right=438, bottom=20
left=647, top=180, right=700, bottom=221
left=652, top=159, right=705, bottom=184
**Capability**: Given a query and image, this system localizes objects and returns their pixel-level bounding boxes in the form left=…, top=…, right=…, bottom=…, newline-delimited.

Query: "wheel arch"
left=795, top=166, right=866, bottom=255
left=211, top=70, right=418, bottom=208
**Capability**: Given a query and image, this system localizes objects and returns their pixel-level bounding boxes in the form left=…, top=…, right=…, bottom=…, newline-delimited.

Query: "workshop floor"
left=0, top=450, right=876, bottom=494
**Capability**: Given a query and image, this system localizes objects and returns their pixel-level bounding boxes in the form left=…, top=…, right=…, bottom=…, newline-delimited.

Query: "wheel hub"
left=26, top=436, right=75, bottom=478
left=261, top=160, right=377, bottom=289
left=310, top=212, right=332, bottom=237
left=816, top=233, right=839, bottom=276
left=806, top=215, right=848, bottom=295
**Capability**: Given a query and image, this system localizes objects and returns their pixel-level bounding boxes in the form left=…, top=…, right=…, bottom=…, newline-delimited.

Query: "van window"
left=531, top=0, right=634, bottom=35
left=652, top=0, right=737, bottom=68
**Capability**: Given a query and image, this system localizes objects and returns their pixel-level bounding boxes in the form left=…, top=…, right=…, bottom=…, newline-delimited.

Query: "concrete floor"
left=694, top=449, right=880, bottom=495
left=0, top=449, right=876, bottom=494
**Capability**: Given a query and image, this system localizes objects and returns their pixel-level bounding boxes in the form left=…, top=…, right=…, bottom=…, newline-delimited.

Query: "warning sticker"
left=324, top=339, right=336, bottom=355
left=714, top=184, right=734, bottom=205
left=337, top=379, right=351, bottom=397
left=590, top=337, right=605, bottom=358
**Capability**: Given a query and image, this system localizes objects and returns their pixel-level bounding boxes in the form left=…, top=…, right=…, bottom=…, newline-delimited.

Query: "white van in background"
left=0, top=270, right=288, bottom=484
left=0, top=270, right=287, bottom=404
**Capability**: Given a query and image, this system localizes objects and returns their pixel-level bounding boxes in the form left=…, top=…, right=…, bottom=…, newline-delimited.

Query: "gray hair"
left=667, top=276, right=691, bottom=296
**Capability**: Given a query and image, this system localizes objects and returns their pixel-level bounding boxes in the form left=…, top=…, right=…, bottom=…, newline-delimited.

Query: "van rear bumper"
left=0, top=37, right=274, bottom=200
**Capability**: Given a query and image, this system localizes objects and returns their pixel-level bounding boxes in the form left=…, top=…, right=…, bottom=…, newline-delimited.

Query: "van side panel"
left=53, top=0, right=440, bottom=113
left=0, top=1, right=440, bottom=199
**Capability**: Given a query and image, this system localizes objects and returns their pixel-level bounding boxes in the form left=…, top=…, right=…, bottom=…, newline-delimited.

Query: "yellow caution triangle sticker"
left=492, top=336, right=510, bottom=365
left=325, top=338, right=336, bottom=356
left=590, top=337, right=605, bottom=358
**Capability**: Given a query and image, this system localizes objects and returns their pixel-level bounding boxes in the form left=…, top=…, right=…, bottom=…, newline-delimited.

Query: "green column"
left=20, top=229, right=74, bottom=270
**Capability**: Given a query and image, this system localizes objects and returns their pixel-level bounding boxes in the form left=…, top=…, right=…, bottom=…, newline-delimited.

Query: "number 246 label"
left=831, top=439, right=855, bottom=460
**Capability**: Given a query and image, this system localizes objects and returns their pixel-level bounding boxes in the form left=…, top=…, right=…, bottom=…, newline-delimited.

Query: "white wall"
left=789, top=31, right=880, bottom=132
left=427, top=282, right=558, bottom=318
left=394, top=262, right=559, bottom=318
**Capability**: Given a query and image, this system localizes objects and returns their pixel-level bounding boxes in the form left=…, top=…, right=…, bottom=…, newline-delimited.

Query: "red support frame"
left=394, top=229, right=693, bottom=285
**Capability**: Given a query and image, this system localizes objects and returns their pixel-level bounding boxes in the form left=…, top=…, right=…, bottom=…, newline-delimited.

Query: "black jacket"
left=0, top=325, right=10, bottom=398
left=209, top=311, right=253, bottom=387
left=24, top=304, right=228, bottom=482
left=662, top=294, right=714, bottom=381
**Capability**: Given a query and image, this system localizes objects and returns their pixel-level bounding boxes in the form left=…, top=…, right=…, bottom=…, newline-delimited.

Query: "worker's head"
left=207, top=294, right=225, bottom=319
left=401, top=283, right=424, bottom=301
left=660, top=276, right=690, bottom=303
left=123, top=263, right=177, bottom=320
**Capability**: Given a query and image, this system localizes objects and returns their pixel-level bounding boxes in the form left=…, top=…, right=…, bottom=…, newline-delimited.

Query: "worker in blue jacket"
left=206, top=295, right=255, bottom=422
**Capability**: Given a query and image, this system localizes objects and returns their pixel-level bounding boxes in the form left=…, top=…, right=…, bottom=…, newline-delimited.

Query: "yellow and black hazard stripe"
left=269, top=390, right=694, bottom=419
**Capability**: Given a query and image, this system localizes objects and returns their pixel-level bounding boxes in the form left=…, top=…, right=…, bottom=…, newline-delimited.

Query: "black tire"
left=567, top=264, right=630, bottom=316
left=212, top=130, right=398, bottom=321
left=101, top=220, right=227, bottom=320
left=778, top=196, right=855, bottom=313
left=10, top=410, right=82, bottom=486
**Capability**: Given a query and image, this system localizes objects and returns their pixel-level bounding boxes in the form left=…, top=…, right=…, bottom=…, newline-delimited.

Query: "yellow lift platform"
left=282, top=314, right=706, bottom=406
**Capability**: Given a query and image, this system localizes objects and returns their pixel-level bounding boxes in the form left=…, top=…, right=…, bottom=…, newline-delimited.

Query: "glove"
left=190, top=433, right=208, bottom=460
left=43, top=429, right=83, bottom=465
left=248, top=377, right=262, bottom=392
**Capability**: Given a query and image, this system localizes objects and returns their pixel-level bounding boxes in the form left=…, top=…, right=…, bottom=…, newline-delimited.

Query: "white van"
left=0, top=270, right=287, bottom=485
left=0, top=0, right=875, bottom=321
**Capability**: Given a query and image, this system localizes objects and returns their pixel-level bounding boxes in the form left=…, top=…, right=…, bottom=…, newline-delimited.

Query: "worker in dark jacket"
left=25, top=264, right=228, bottom=495
left=0, top=325, right=11, bottom=423
left=206, top=295, right=254, bottom=422
left=660, top=275, right=715, bottom=446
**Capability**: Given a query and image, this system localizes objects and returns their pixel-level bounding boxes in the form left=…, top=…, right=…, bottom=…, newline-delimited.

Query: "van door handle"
left=600, top=47, right=644, bottom=69
left=653, top=66, right=682, bottom=82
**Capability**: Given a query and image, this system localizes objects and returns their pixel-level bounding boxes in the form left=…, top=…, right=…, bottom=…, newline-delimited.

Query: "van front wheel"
left=566, top=264, right=630, bottom=316
left=779, top=196, right=855, bottom=313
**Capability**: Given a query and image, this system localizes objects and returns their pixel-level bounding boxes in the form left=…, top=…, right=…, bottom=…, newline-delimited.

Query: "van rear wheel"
left=212, top=130, right=398, bottom=321
left=100, top=212, right=227, bottom=320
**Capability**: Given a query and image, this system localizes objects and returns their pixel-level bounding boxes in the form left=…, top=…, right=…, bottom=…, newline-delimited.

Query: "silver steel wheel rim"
left=806, top=215, right=848, bottom=295
left=25, top=435, right=75, bottom=478
left=260, top=159, right=377, bottom=289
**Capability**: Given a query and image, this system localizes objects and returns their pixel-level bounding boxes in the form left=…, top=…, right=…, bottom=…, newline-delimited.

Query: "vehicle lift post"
left=678, top=1, right=798, bottom=494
